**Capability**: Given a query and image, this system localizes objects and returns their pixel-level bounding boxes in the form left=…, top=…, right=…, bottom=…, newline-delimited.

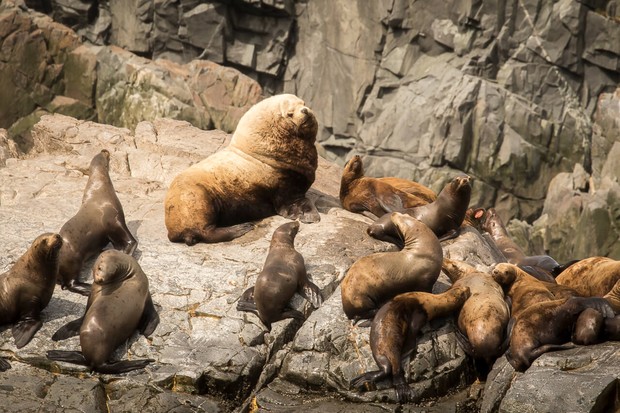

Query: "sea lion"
left=341, top=212, right=442, bottom=322
left=367, top=175, right=472, bottom=244
left=0, top=233, right=62, bottom=352
left=556, top=257, right=620, bottom=310
left=47, top=250, right=159, bottom=374
left=573, top=310, right=620, bottom=345
left=236, top=221, right=323, bottom=330
left=506, top=296, right=614, bottom=372
left=339, top=155, right=435, bottom=219
left=441, top=258, right=509, bottom=375
left=165, top=94, right=320, bottom=246
left=350, top=286, right=471, bottom=403
left=57, top=149, right=137, bottom=296
left=481, top=208, right=563, bottom=282
left=491, top=263, right=578, bottom=320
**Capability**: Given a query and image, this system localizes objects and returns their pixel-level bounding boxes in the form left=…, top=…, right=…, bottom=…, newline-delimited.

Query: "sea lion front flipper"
left=66, top=280, right=92, bottom=296
left=47, top=350, right=88, bottom=365
left=376, top=194, right=404, bottom=214
left=350, top=369, right=384, bottom=391
left=0, top=358, right=11, bottom=371
left=139, top=294, right=160, bottom=337
left=236, top=287, right=259, bottom=315
left=12, top=318, right=43, bottom=348
left=52, top=317, right=84, bottom=341
left=437, top=228, right=459, bottom=242
left=94, top=359, right=155, bottom=374
left=299, top=279, right=323, bottom=308
left=454, top=328, right=475, bottom=357
left=280, top=309, right=305, bottom=321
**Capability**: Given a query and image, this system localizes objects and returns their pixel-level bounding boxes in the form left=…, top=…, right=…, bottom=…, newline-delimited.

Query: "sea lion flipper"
left=12, top=318, right=43, bottom=349
left=299, top=280, right=323, bottom=308
left=454, top=328, right=475, bottom=357
left=52, top=317, right=84, bottom=341
left=376, top=194, right=404, bottom=214
left=281, top=309, right=305, bottom=320
left=0, top=358, right=11, bottom=372
left=139, top=294, right=160, bottom=337
left=437, top=228, right=459, bottom=242
left=47, top=350, right=88, bottom=365
left=66, top=280, right=92, bottom=296
left=277, top=197, right=320, bottom=223
left=94, top=359, right=154, bottom=374
left=236, top=287, right=259, bottom=315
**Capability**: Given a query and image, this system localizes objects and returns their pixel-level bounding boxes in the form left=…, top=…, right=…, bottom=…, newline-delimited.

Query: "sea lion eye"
left=287, top=110, right=294, bottom=117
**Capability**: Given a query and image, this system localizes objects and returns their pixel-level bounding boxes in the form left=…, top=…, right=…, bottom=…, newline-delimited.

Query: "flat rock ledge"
left=0, top=115, right=618, bottom=413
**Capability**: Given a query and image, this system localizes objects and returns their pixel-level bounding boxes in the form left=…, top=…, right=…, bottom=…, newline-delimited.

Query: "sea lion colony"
left=1, top=94, right=619, bottom=404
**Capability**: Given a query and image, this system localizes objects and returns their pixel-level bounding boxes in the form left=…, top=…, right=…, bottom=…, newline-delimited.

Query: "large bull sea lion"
left=165, top=94, right=320, bottom=245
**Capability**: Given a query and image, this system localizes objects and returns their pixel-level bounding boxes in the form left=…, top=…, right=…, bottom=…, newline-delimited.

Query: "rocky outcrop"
left=1, top=114, right=618, bottom=412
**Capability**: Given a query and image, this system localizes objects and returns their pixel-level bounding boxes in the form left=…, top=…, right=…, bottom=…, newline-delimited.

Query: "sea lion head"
left=452, top=175, right=472, bottom=194
left=450, top=285, right=472, bottom=303
left=491, top=263, right=517, bottom=287
left=92, top=250, right=130, bottom=285
left=482, top=207, right=503, bottom=234
left=272, top=221, right=300, bottom=245
left=278, top=95, right=318, bottom=139
left=34, top=233, right=63, bottom=265
left=343, top=155, right=364, bottom=178
left=90, top=149, right=111, bottom=171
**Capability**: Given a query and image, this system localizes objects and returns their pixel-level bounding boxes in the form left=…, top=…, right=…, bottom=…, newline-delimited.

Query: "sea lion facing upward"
left=339, top=155, right=435, bottom=219
left=236, top=221, right=322, bottom=331
left=57, top=149, right=137, bottom=296
left=350, top=286, right=471, bottom=403
left=48, top=250, right=159, bottom=374
left=506, top=296, right=614, bottom=372
left=165, top=94, right=320, bottom=246
left=367, top=175, right=471, bottom=244
left=441, top=258, right=509, bottom=375
left=0, top=233, right=63, bottom=353
left=341, top=212, right=443, bottom=322
left=481, top=208, right=567, bottom=282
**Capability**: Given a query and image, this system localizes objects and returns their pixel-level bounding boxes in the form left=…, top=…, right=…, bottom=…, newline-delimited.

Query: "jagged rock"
left=109, top=0, right=152, bottom=54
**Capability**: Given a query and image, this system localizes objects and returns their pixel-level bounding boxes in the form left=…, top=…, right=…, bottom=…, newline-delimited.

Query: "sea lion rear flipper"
left=52, top=317, right=84, bottom=341
left=139, top=294, right=160, bottom=337
left=299, top=280, right=323, bottom=308
left=376, top=194, right=404, bottom=215
left=12, top=318, right=43, bottom=348
left=454, top=328, right=475, bottom=357
left=46, top=350, right=88, bottom=366
left=94, top=359, right=154, bottom=374
left=0, top=358, right=11, bottom=372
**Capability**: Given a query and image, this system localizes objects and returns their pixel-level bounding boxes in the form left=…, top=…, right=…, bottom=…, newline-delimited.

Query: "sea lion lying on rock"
left=165, top=94, right=320, bottom=245
left=341, top=212, right=442, bottom=322
left=350, top=286, right=471, bottom=403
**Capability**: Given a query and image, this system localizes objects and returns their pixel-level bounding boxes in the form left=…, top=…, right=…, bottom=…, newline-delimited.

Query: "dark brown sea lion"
left=350, top=286, right=471, bottom=403
left=441, top=259, right=509, bottom=374
left=57, top=149, right=137, bottom=296
left=47, top=250, right=159, bottom=374
left=367, top=175, right=472, bottom=244
left=236, top=221, right=322, bottom=331
left=506, top=296, right=614, bottom=372
left=556, top=257, right=620, bottom=311
left=165, top=94, right=320, bottom=246
left=481, top=208, right=563, bottom=282
left=0, top=233, right=62, bottom=354
left=574, top=312, right=620, bottom=343
left=339, top=155, right=435, bottom=219
left=341, top=212, right=442, bottom=322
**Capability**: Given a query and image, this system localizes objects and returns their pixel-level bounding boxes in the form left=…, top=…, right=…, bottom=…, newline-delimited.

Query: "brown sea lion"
left=556, top=257, right=620, bottom=311
left=236, top=221, right=322, bottom=331
left=47, top=250, right=159, bottom=374
left=341, top=212, right=442, bottom=322
left=350, top=286, right=471, bottom=403
left=506, top=296, right=614, bottom=372
left=462, top=207, right=486, bottom=231
left=491, top=263, right=578, bottom=319
left=481, top=208, right=562, bottom=282
left=339, top=155, right=435, bottom=219
left=0, top=233, right=62, bottom=353
left=441, top=258, right=509, bottom=374
left=367, top=175, right=472, bottom=244
left=165, top=94, right=320, bottom=246
left=57, top=149, right=137, bottom=296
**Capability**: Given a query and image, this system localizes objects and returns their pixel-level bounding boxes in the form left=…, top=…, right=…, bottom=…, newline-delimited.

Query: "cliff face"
left=3, top=0, right=620, bottom=260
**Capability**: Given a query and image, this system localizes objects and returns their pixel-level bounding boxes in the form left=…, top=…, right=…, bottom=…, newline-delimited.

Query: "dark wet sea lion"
left=57, top=149, right=137, bottom=296
left=339, top=155, right=434, bottom=219
left=236, top=221, right=322, bottom=330
left=165, top=94, right=320, bottom=246
left=481, top=208, right=561, bottom=282
left=341, top=213, right=443, bottom=321
left=441, top=258, right=509, bottom=373
left=506, top=296, right=614, bottom=372
left=350, top=286, right=471, bottom=403
left=0, top=233, right=62, bottom=351
left=47, top=250, right=159, bottom=374
left=367, top=175, right=472, bottom=243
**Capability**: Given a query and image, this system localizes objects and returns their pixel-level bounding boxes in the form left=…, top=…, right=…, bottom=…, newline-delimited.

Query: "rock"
left=109, top=0, right=152, bottom=54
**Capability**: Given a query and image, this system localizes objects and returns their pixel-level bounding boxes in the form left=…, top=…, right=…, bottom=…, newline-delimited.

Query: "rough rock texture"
left=1, top=114, right=618, bottom=412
